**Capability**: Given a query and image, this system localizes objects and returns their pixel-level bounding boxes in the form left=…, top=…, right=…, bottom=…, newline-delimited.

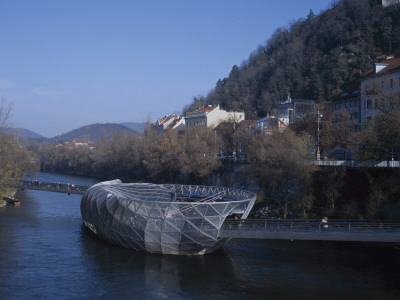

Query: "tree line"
left=35, top=124, right=316, bottom=218
left=38, top=126, right=222, bottom=184
left=31, top=97, right=400, bottom=220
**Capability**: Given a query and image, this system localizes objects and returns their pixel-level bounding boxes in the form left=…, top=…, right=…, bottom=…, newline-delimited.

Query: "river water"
left=0, top=172, right=399, bottom=299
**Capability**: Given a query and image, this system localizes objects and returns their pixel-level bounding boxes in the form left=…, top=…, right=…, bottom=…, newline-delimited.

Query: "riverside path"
left=220, top=219, right=400, bottom=243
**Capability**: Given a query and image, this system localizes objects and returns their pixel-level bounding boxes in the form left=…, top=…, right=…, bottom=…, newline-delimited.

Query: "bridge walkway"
left=220, top=219, right=400, bottom=243
left=16, top=180, right=89, bottom=195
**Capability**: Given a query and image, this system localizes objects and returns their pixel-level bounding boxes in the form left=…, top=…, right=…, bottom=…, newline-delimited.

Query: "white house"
left=185, top=105, right=245, bottom=128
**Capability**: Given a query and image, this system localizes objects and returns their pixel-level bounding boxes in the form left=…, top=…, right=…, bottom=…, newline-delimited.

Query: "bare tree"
left=0, top=98, right=12, bottom=131
left=181, top=126, right=221, bottom=183
left=0, top=100, right=39, bottom=198
left=320, top=106, right=354, bottom=160
left=142, top=129, right=183, bottom=182
left=247, top=128, right=315, bottom=218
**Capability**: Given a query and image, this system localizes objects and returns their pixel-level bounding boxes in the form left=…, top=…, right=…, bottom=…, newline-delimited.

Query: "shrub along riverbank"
left=0, top=102, right=39, bottom=200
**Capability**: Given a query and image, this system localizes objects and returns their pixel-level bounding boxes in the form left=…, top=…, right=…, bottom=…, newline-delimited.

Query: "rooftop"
left=364, top=55, right=400, bottom=77
left=333, top=80, right=361, bottom=101
left=186, top=105, right=219, bottom=116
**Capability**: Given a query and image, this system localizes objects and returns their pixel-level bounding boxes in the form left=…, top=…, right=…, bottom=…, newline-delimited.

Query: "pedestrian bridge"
left=14, top=180, right=400, bottom=243
left=16, top=180, right=88, bottom=195
left=220, top=219, right=400, bottom=243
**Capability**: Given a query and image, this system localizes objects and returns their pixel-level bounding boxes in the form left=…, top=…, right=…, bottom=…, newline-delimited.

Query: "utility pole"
left=317, top=111, right=322, bottom=161
left=214, top=129, right=216, bottom=158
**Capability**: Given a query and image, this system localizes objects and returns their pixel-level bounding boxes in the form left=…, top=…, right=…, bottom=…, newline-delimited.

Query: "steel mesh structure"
left=80, top=180, right=256, bottom=255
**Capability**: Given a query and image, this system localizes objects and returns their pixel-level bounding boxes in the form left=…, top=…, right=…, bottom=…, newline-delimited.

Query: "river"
left=0, top=172, right=399, bottom=299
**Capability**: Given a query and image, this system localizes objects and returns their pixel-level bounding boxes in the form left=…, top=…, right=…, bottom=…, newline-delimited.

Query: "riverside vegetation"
left=0, top=100, right=39, bottom=202
left=33, top=101, right=400, bottom=220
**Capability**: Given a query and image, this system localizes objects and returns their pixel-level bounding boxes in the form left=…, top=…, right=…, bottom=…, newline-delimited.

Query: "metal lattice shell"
left=80, top=180, right=256, bottom=255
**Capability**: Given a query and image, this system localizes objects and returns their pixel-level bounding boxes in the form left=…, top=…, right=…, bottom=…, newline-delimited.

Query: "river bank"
left=0, top=188, right=17, bottom=207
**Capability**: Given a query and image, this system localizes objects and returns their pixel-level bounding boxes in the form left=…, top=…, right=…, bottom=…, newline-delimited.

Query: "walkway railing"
left=220, top=219, right=400, bottom=243
left=314, top=160, right=400, bottom=168
left=16, top=180, right=89, bottom=195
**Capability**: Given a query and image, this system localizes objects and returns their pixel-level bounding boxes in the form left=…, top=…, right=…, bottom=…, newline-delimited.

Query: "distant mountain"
left=47, top=123, right=139, bottom=143
left=5, top=127, right=45, bottom=139
left=120, top=122, right=147, bottom=134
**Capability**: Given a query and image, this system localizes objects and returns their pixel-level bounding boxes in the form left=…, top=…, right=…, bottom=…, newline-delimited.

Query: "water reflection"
left=79, top=224, right=248, bottom=299
left=79, top=221, right=400, bottom=299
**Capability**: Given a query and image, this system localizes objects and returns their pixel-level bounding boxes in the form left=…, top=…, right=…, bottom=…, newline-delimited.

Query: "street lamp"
left=317, top=111, right=323, bottom=161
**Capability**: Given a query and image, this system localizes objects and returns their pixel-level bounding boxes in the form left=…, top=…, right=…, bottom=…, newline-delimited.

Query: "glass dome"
left=81, top=180, right=256, bottom=255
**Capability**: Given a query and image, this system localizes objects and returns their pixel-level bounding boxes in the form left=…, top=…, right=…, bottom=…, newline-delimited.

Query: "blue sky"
left=0, top=0, right=332, bottom=137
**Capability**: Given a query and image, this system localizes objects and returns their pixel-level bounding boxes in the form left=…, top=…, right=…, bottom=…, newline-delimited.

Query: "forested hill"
left=47, top=123, right=138, bottom=143
left=185, top=0, right=400, bottom=119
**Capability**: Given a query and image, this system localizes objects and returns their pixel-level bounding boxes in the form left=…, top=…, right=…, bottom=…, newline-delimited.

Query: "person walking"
left=321, top=216, right=328, bottom=230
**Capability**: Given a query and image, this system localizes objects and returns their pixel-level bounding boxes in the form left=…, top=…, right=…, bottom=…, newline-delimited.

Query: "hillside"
left=185, top=0, right=400, bottom=119
left=47, top=123, right=138, bottom=143
left=5, top=127, right=44, bottom=139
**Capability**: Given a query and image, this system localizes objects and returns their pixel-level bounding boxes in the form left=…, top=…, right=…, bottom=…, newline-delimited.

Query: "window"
left=335, top=103, right=339, bottom=110
left=381, top=81, right=385, bottom=89
left=374, top=99, right=378, bottom=109
left=367, top=100, right=372, bottom=109
left=354, top=112, right=358, bottom=119
left=390, top=78, right=394, bottom=88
